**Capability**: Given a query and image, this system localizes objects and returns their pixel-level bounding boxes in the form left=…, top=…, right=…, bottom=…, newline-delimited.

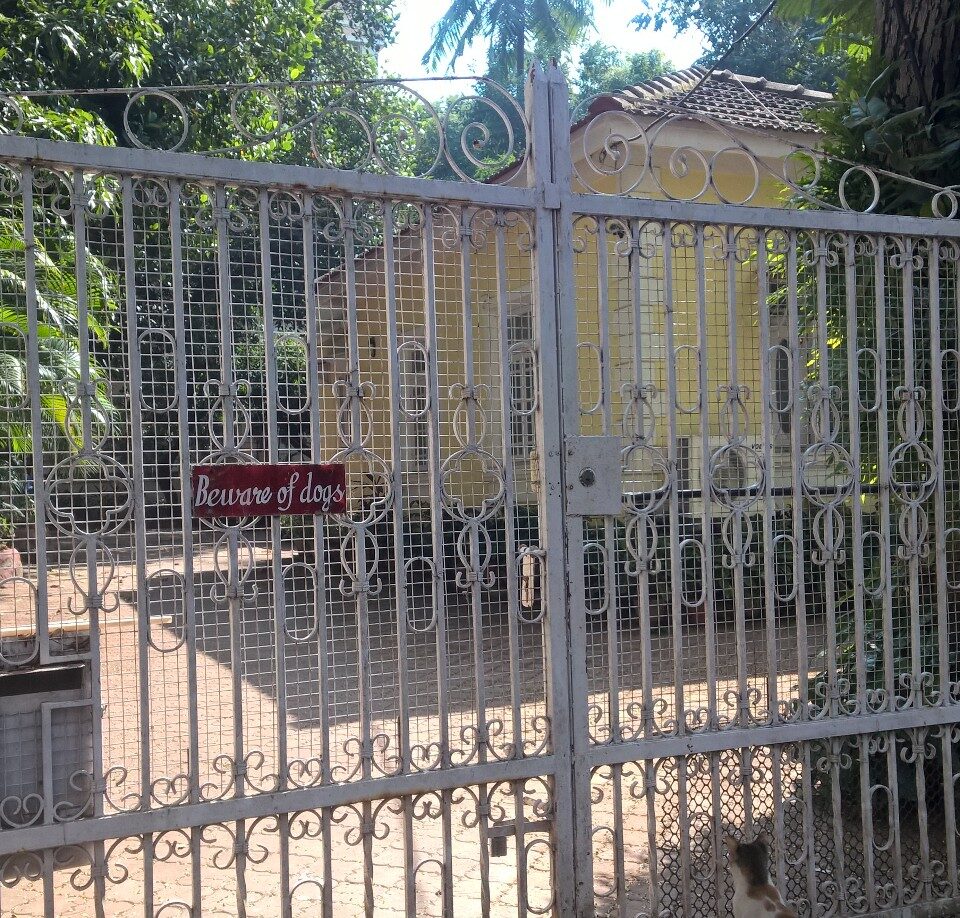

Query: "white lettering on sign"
left=190, top=464, right=348, bottom=518
left=193, top=474, right=277, bottom=509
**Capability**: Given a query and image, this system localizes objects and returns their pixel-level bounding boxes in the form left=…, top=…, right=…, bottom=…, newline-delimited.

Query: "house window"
left=508, top=310, right=537, bottom=461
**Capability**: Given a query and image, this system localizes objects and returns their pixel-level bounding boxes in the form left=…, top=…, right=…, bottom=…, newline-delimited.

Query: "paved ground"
left=0, top=538, right=854, bottom=917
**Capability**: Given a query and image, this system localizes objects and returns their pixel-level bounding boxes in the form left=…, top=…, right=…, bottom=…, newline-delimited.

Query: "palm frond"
left=422, top=0, right=488, bottom=69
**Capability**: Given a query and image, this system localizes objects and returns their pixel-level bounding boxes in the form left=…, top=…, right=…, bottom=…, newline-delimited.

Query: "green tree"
left=574, top=42, right=672, bottom=101
left=0, top=203, right=117, bottom=543
left=423, top=0, right=599, bottom=97
left=779, top=0, right=960, bottom=215
left=770, top=0, right=960, bottom=801
left=633, top=0, right=846, bottom=90
left=1, top=0, right=398, bottom=157
left=0, top=0, right=401, bottom=546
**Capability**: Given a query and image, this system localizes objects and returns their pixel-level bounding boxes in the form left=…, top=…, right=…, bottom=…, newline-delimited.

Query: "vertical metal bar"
left=339, top=199, right=374, bottom=799
left=301, top=194, right=334, bottom=918
left=813, top=232, right=839, bottom=718
left=661, top=224, right=686, bottom=735
left=512, top=779, right=529, bottom=918
left=212, top=183, right=247, bottom=917
left=756, top=231, right=779, bottom=724
left=857, top=735, right=877, bottom=913
left=20, top=166, right=51, bottom=666
left=401, top=798, right=416, bottom=918
left=257, top=188, right=291, bottom=918
left=362, top=796, right=374, bottom=918
left=542, top=62, right=583, bottom=917
left=598, top=216, right=620, bottom=744
left=381, top=203, right=416, bottom=915
left=21, top=169, right=62, bottom=918
left=886, top=733, right=905, bottom=904
left=785, top=234, right=809, bottom=718
left=874, top=238, right=895, bottom=708
left=828, top=739, right=847, bottom=911
left=644, top=761, right=660, bottom=916
left=723, top=226, right=750, bottom=731
left=914, top=730, right=933, bottom=901
left=710, top=753, right=724, bottom=912
left=420, top=205, right=454, bottom=915
left=493, top=213, right=525, bottom=758
left=930, top=240, right=949, bottom=706
left=628, top=221, right=651, bottom=743
left=66, top=169, right=108, bottom=918
left=901, top=238, right=923, bottom=704
left=42, top=849, right=54, bottom=918
left=770, top=746, right=787, bottom=893
left=120, top=174, right=153, bottom=915
left=441, top=787, right=455, bottom=918
left=610, top=763, right=626, bottom=916
left=846, top=234, right=872, bottom=910
left=941, top=725, right=958, bottom=898
left=934, top=247, right=959, bottom=900
left=477, top=782, right=493, bottom=918
left=457, top=206, right=490, bottom=771
left=695, top=224, right=719, bottom=729
left=843, top=234, right=867, bottom=720
left=168, top=179, right=203, bottom=911
left=800, top=743, right=818, bottom=913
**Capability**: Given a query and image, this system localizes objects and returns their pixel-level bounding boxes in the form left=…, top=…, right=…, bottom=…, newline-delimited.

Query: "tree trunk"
left=875, top=0, right=960, bottom=111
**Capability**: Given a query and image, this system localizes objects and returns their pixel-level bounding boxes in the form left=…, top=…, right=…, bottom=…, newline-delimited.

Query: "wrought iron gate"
left=1, top=66, right=960, bottom=917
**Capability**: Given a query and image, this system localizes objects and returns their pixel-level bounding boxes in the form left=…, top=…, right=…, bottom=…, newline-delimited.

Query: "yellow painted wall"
left=322, top=147, right=801, bottom=510
left=316, top=215, right=540, bottom=510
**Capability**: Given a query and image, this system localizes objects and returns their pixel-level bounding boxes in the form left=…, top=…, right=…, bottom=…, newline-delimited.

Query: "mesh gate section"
left=0, top=779, right=557, bottom=917
left=586, top=734, right=959, bottom=918
left=571, top=214, right=960, bottom=916
left=0, top=159, right=558, bottom=915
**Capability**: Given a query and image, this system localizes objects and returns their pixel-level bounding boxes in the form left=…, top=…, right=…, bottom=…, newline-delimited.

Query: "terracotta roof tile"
left=596, top=66, right=832, bottom=134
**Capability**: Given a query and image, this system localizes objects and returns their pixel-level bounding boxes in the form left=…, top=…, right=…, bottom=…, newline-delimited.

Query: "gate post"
left=524, top=61, right=593, bottom=916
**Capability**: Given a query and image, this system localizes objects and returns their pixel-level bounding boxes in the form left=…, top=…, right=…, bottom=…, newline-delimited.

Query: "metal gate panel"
left=558, top=83, right=960, bottom=915
left=3, top=66, right=960, bottom=917
left=0, top=109, right=572, bottom=914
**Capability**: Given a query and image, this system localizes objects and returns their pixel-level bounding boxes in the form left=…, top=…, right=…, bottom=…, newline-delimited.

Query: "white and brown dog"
left=724, top=834, right=797, bottom=918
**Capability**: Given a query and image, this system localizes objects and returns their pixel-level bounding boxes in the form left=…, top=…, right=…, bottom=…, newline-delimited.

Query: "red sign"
left=190, top=464, right=346, bottom=518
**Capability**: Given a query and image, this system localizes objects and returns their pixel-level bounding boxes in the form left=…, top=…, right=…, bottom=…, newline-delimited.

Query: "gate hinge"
left=542, top=182, right=562, bottom=210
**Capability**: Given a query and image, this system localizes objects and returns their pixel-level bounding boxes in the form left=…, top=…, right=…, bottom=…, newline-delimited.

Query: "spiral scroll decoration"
left=4, top=78, right=529, bottom=183
left=570, top=97, right=960, bottom=215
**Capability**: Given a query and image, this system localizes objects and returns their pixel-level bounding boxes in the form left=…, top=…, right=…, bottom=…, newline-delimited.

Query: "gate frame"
left=1, top=63, right=960, bottom=916
left=537, top=61, right=960, bottom=917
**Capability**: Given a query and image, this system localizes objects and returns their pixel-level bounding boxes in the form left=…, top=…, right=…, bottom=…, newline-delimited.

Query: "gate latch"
left=564, top=436, right=623, bottom=516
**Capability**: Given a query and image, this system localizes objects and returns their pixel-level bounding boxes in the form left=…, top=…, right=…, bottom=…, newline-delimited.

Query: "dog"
left=724, top=833, right=797, bottom=918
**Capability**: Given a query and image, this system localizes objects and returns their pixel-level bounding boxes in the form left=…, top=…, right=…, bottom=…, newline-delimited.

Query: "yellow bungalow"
left=313, top=67, right=832, bottom=523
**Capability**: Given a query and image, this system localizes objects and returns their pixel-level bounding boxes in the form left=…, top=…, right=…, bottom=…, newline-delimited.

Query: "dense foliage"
left=633, top=0, right=846, bottom=89
left=573, top=43, right=672, bottom=102
left=0, top=0, right=398, bottom=544
left=773, top=0, right=960, bottom=797
left=779, top=0, right=960, bottom=217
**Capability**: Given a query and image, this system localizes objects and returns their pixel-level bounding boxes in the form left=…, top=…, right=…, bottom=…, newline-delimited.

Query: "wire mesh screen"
left=0, top=158, right=555, bottom=916
left=2, top=121, right=960, bottom=918
left=573, top=216, right=960, bottom=916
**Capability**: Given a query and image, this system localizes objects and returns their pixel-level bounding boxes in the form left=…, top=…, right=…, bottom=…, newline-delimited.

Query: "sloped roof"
left=586, top=66, right=833, bottom=135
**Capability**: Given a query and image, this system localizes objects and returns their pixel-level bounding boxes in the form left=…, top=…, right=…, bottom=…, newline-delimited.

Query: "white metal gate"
left=0, top=66, right=959, bottom=917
